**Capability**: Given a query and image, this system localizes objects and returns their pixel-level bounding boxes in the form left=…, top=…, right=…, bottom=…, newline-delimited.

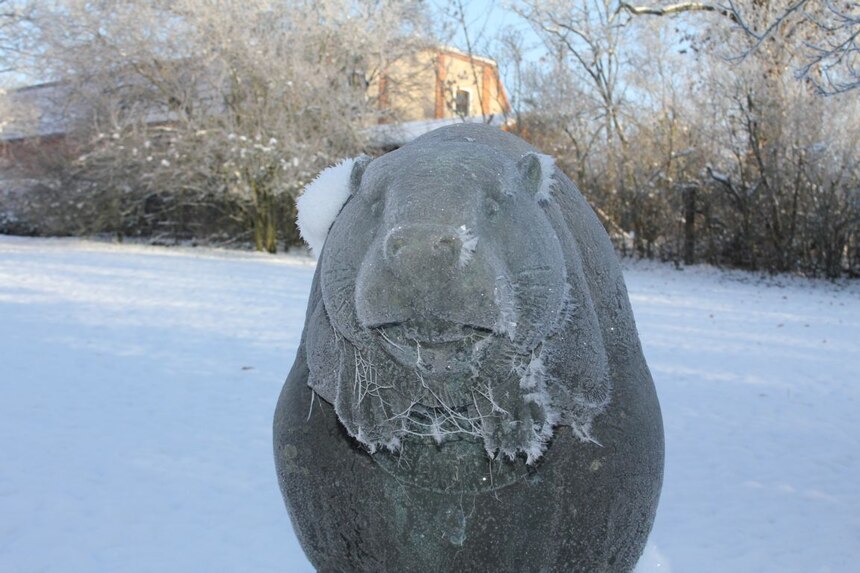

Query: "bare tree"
left=0, top=0, right=35, bottom=80
left=514, top=0, right=633, bottom=147
left=509, top=0, right=859, bottom=274
left=13, top=0, right=431, bottom=250
left=797, top=1, right=860, bottom=94
left=616, top=0, right=859, bottom=94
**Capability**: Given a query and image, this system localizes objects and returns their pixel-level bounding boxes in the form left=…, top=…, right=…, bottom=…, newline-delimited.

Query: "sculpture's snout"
left=355, top=221, right=495, bottom=332
left=384, top=224, right=464, bottom=277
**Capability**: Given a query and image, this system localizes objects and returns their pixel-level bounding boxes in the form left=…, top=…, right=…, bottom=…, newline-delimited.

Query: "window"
left=454, top=89, right=470, bottom=116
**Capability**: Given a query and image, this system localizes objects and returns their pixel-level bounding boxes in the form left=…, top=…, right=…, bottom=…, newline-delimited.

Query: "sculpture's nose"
left=384, top=224, right=462, bottom=277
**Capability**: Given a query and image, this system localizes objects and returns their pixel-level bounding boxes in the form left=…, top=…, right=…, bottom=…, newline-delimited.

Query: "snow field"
left=1, top=236, right=858, bottom=572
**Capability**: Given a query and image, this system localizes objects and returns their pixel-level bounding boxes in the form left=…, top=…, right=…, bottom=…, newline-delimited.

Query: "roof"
left=0, top=83, right=74, bottom=142
left=435, top=45, right=500, bottom=68
left=365, top=114, right=511, bottom=149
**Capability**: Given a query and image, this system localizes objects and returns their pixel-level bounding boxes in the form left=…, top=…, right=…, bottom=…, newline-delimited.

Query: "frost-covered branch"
left=616, top=0, right=859, bottom=93
left=797, top=0, right=860, bottom=94
left=618, top=1, right=740, bottom=22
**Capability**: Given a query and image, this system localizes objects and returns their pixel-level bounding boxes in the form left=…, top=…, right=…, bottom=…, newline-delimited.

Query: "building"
left=377, top=46, right=509, bottom=122
left=367, top=46, right=511, bottom=149
left=1, top=46, right=511, bottom=194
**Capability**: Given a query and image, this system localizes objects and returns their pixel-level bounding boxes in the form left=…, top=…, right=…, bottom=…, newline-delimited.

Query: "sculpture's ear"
left=517, top=152, right=556, bottom=204
left=297, top=155, right=371, bottom=259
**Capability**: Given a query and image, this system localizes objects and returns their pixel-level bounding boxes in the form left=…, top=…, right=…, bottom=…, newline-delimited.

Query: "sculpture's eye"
left=363, top=182, right=387, bottom=216
left=364, top=194, right=383, bottom=218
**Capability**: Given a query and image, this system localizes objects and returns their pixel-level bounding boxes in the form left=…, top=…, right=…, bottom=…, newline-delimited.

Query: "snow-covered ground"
left=1, top=236, right=858, bottom=572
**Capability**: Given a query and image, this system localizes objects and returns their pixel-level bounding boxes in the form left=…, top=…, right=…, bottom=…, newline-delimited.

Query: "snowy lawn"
left=1, top=236, right=858, bottom=572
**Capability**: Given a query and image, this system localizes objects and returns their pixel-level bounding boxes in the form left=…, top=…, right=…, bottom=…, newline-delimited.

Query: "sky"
left=437, top=0, right=546, bottom=108
left=2, top=1, right=537, bottom=90
left=446, top=2, right=544, bottom=59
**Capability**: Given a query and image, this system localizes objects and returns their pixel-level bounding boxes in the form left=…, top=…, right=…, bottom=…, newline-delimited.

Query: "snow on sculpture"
left=296, top=156, right=368, bottom=259
left=275, top=123, right=664, bottom=572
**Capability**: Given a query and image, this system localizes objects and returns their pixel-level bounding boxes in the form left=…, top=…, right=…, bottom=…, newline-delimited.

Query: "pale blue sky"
left=4, top=1, right=545, bottom=92
left=445, top=0, right=543, bottom=57
left=436, top=0, right=545, bottom=106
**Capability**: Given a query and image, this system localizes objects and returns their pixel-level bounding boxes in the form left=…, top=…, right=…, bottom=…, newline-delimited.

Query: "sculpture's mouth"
left=374, top=322, right=493, bottom=376
left=402, top=402, right=479, bottom=440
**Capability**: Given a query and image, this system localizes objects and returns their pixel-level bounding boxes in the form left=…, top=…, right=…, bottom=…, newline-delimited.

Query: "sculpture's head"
left=297, top=131, right=612, bottom=464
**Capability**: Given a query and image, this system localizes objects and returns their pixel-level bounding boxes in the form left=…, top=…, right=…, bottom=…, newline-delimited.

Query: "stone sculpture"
left=274, top=123, right=664, bottom=572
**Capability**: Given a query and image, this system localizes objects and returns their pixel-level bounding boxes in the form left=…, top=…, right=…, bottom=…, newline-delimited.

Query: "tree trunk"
left=683, top=186, right=697, bottom=265
left=253, top=186, right=277, bottom=254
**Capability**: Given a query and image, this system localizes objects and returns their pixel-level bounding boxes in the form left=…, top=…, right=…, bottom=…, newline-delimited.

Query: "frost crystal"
left=457, top=225, right=478, bottom=268
left=493, top=276, right=517, bottom=339
left=535, top=153, right=557, bottom=204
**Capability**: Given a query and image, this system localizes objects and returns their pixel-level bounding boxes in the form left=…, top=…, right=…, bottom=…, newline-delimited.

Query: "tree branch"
left=617, top=1, right=739, bottom=24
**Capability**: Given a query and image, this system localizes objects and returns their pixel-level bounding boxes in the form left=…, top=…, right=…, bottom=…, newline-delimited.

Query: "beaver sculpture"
left=274, top=124, right=663, bottom=572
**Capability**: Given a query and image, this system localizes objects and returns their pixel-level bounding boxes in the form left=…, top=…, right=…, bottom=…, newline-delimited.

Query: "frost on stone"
left=513, top=349, right=562, bottom=464
left=492, top=275, right=517, bottom=340
left=307, top=274, right=612, bottom=465
left=534, top=153, right=557, bottom=204
left=303, top=129, right=620, bottom=465
left=456, top=225, right=478, bottom=268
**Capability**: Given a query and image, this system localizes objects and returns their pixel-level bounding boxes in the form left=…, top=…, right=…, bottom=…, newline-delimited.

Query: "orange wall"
left=375, top=48, right=509, bottom=123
